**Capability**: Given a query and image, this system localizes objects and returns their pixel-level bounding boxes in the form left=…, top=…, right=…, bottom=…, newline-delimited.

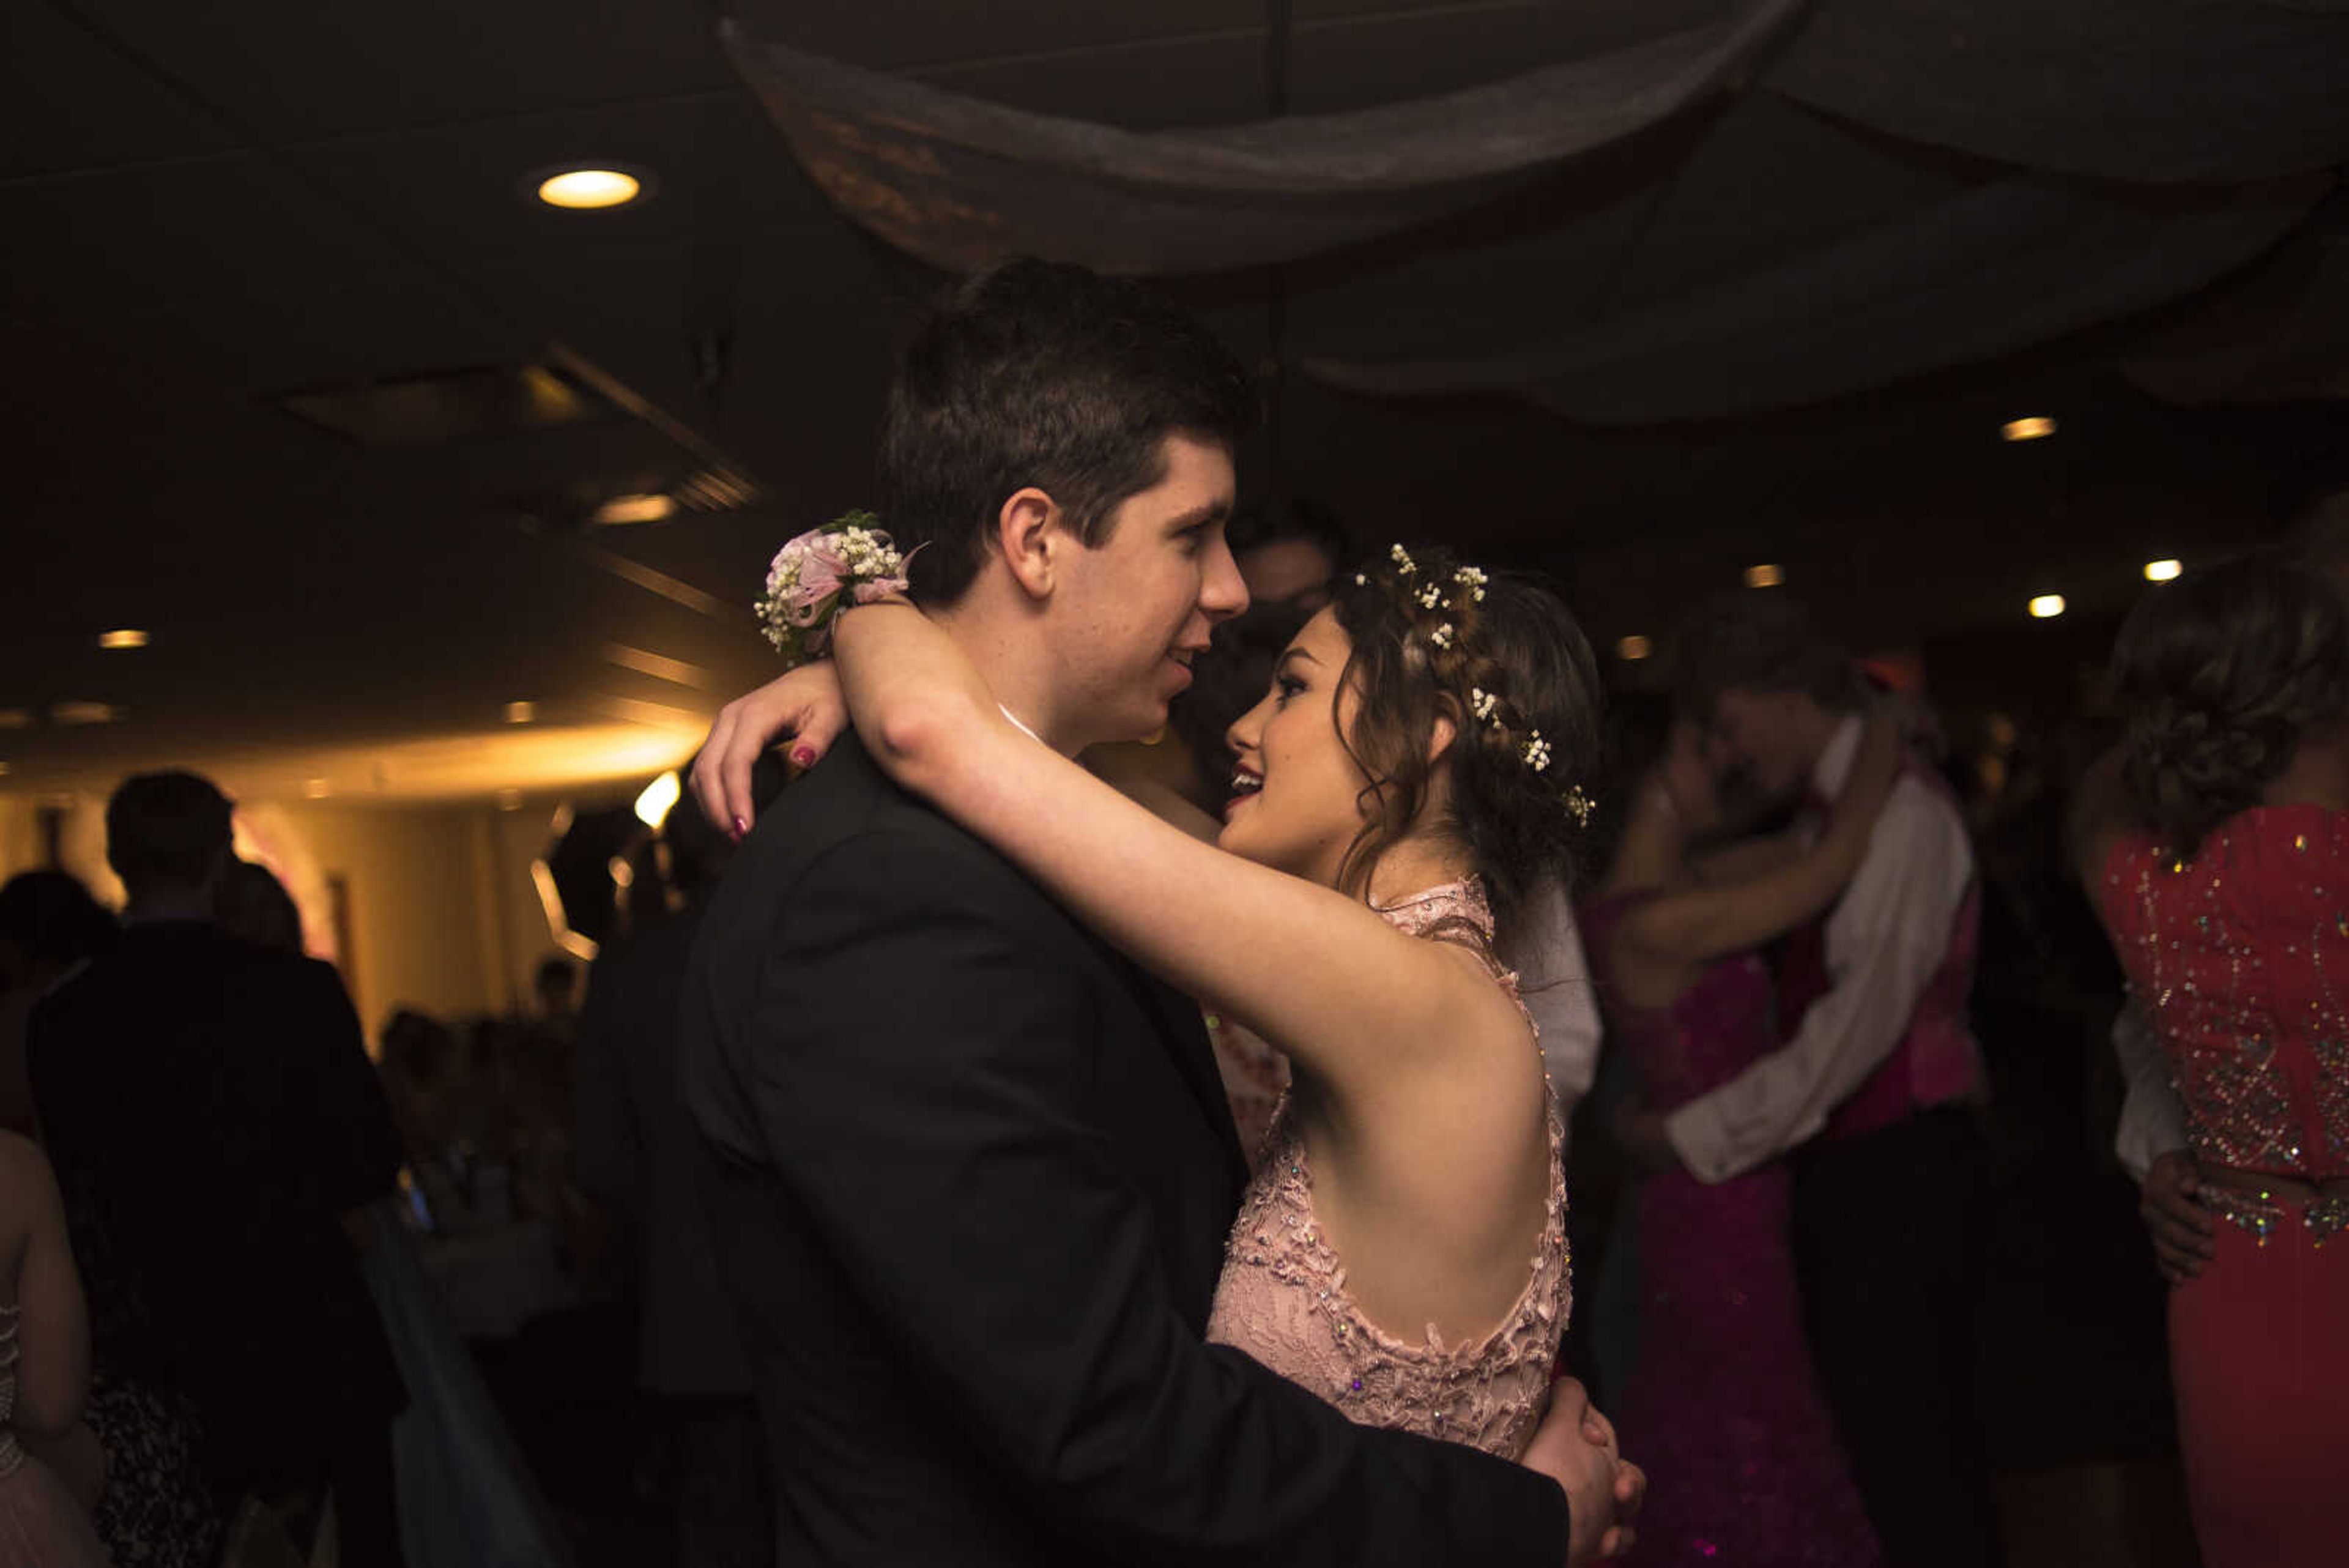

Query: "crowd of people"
left=0, top=256, right=2341, bottom=1568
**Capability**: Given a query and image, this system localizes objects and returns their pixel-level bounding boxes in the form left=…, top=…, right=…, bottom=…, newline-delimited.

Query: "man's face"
left=1236, top=538, right=1336, bottom=611
left=1048, top=432, right=1247, bottom=746
left=1705, top=686, right=1816, bottom=803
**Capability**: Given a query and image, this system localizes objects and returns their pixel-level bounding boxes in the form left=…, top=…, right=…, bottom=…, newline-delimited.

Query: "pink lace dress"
left=1204, top=879, right=1570, bottom=1460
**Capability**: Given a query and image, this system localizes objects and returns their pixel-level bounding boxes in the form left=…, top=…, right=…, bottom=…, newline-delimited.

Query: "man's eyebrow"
left=1166, top=500, right=1232, bottom=530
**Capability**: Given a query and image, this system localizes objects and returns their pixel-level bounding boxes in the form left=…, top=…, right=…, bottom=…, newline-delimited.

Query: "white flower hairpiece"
left=1428, top=623, right=1455, bottom=650
left=1453, top=565, right=1488, bottom=603
left=1469, top=688, right=1499, bottom=724
left=1523, top=731, right=1552, bottom=773
left=1389, top=543, right=1417, bottom=576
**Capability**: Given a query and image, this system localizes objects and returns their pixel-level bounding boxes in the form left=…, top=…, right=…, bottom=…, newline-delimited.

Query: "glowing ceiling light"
left=98, top=629, right=150, bottom=650
left=497, top=789, right=525, bottom=812
left=2028, top=595, right=2066, bottom=619
left=303, top=778, right=332, bottom=800
left=0, top=762, right=10, bottom=776
left=2144, top=559, right=2183, bottom=582
left=504, top=701, right=537, bottom=724
left=1743, top=564, right=1784, bottom=589
left=1617, top=634, right=1653, bottom=661
left=592, top=492, right=676, bottom=526
left=51, top=701, right=119, bottom=726
left=0, top=710, right=29, bottom=730
left=634, top=769, right=683, bottom=829
left=2002, top=417, right=2057, bottom=442
left=535, top=168, right=641, bottom=209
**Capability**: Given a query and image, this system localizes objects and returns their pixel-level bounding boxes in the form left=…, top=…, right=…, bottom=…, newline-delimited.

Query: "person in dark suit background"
left=28, top=771, right=407, bottom=1567
left=681, top=258, right=1635, bottom=1567
left=575, top=754, right=787, bottom=1568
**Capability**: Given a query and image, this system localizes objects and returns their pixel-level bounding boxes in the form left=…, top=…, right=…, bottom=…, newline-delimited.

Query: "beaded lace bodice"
left=2100, top=807, right=2349, bottom=1237
left=0, top=1302, right=21, bottom=1477
left=1204, top=879, right=1570, bottom=1460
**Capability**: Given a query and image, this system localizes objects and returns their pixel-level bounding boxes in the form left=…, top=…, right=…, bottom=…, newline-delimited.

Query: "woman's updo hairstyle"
left=2113, top=553, right=2349, bottom=858
left=1326, top=544, right=1603, bottom=940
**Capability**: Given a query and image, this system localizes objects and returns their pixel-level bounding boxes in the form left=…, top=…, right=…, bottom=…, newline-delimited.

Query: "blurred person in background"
left=573, top=753, right=787, bottom=1568
left=210, top=861, right=305, bottom=955
left=1581, top=699, right=1901, bottom=1566
left=0, top=871, right=119, bottom=1138
left=2074, top=553, right=2349, bottom=1567
left=1614, top=595, right=1999, bottom=1568
left=28, top=771, right=408, bottom=1568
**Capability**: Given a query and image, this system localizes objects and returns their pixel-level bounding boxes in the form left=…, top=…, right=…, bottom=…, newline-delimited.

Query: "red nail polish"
left=731, top=816, right=748, bottom=841
left=791, top=746, right=815, bottom=768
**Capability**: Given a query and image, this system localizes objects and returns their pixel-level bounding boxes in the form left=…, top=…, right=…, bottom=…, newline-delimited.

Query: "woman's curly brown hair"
left=1323, top=545, right=1604, bottom=942
left=2113, top=553, right=2349, bottom=859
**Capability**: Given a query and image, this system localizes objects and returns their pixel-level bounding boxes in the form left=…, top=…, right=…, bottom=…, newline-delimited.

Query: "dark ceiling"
left=4, top=1, right=2345, bottom=797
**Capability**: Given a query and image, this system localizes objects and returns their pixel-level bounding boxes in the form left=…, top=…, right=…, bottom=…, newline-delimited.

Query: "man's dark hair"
left=878, top=258, right=1258, bottom=606
left=105, top=770, right=234, bottom=895
left=1670, top=593, right=1868, bottom=723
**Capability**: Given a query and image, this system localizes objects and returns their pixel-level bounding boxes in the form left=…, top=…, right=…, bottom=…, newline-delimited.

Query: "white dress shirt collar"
left=1812, top=712, right=1865, bottom=800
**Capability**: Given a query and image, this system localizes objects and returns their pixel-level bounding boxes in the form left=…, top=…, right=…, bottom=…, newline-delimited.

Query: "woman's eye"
left=1274, top=674, right=1306, bottom=705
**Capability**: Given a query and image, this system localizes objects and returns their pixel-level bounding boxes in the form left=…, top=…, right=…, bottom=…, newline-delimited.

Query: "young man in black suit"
left=681, top=259, right=1638, bottom=1566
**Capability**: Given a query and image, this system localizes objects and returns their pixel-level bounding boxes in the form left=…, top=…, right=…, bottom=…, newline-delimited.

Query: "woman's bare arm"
left=2, top=1134, right=103, bottom=1507
left=1620, top=710, right=1906, bottom=966
left=833, top=606, right=1529, bottom=1109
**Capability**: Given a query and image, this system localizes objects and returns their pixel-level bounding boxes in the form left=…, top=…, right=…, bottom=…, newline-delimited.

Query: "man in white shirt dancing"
left=1617, top=595, right=2002, bottom=1568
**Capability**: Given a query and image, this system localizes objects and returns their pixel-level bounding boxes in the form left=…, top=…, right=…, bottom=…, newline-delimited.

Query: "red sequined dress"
left=1204, top=880, right=1570, bottom=1460
left=2098, top=804, right=2349, bottom=1568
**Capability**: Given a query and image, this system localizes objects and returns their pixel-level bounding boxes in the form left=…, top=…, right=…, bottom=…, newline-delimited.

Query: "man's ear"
left=995, top=486, right=1061, bottom=602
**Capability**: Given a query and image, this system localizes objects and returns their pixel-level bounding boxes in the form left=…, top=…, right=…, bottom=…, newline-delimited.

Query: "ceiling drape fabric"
left=725, top=2, right=2349, bottom=420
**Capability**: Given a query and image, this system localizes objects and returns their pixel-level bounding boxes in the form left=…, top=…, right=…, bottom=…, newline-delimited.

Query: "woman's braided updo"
left=1324, top=544, right=1603, bottom=940
left=2113, top=554, right=2349, bottom=859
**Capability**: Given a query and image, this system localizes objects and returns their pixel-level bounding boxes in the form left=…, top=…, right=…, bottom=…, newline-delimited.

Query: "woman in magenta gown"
left=1581, top=711, right=1896, bottom=1567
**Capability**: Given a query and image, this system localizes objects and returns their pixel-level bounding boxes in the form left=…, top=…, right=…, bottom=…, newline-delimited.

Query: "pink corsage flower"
left=755, top=511, right=913, bottom=667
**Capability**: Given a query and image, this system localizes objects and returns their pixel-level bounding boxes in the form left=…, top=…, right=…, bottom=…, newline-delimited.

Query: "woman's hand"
left=689, top=662, right=850, bottom=839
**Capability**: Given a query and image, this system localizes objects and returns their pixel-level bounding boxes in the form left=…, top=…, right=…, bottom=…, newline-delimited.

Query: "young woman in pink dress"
left=700, top=540, right=1642, bottom=1552
left=1581, top=712, right=1897, bottom=1567
left=0, top=1129, right=112, bottom=1567
left=2074, top=554, right=2349, bottom=1568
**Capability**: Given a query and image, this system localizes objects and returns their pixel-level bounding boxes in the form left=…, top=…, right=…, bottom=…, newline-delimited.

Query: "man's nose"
left=1200, top=536, right=1249, bottom=622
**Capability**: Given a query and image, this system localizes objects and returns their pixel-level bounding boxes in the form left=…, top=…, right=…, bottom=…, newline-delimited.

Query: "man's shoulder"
left=735, top=734, right=1064, bottom=913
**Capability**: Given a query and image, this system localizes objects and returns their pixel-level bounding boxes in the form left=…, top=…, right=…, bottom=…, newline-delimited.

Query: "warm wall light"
left=2002, top=417, right=2057, bottom=442
left=98, top=629, right=150, bottom=650
left=634, top=770, right=683, bottom=829
left=2144, top=559, right=2183, bottom=582
left=1617, top=634, right=1653, bottom=661
left=592, top=493, right=676, bottom=526
left=0, top=710, right=29, bottom=730
left=2028, top=595, right=2066, bottom=619
left=497, top=789, right=526, bottom=812
left=303, top=778, right=332, bottom=800
left=536, top=168, right=641, bottom=209
left=505, top=701, right=537, bottom=724
left=1743, top=564, right=1784, bottom=589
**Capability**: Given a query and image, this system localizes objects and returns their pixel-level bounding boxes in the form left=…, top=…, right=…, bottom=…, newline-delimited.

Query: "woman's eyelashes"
left=1273, top=672, right=1307, bottom=707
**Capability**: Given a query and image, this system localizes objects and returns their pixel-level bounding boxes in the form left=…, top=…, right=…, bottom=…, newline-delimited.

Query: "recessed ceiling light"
left=303, top=778, right=332, bottom=800
left=2144, top=559, right=2183, bottom=582
left=1617, top=634, right=1653, bottom=661
left=2002, top=416, right=2057, bottom=442
left=51, top=701, right=119, bottom=726
left=535, top=168, right=642, bottom=210
left=98, top=629, right=150, bottom=650
left=505, top=700, right=537, bottom=724
left=497, top=789, right=526, bottom=812
left=1743, top=564, right=1784, bottom=589
left=592, top=492, right=676, bottom=526
left=2028, top=595, right=2066, bottom=619
left=634, top=770, right=683, bottom=829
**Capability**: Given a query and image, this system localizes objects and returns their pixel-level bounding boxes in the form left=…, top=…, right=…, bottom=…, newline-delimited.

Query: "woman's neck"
left=1362, top=833, right=1477, bottom=907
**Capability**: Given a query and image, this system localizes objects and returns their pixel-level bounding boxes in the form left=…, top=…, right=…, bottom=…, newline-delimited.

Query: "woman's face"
left=1659, top=717, right=1726, bottom=836
left=1218, top=607, right=1377, bottom=888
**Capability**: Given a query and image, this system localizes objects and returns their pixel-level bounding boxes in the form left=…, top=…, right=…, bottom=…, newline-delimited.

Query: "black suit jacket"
left=682, top=735, right=1565, bottom=1566
left=28, top=922, right=405, bottom=1486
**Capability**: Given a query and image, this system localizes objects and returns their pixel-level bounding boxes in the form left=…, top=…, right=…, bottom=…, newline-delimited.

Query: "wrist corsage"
left=755, top=511, right=916, bottom=668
